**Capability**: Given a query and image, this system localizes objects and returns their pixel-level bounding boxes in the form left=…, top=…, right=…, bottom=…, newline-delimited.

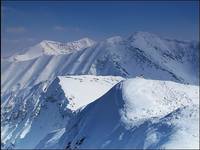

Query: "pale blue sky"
left=1, top=1, right=199, bottom=56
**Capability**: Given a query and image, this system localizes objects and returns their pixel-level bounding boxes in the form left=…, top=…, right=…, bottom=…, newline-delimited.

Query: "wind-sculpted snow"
left=36, top=78, right=199, bottom=149
left=1, top=75, right=123, bottom=149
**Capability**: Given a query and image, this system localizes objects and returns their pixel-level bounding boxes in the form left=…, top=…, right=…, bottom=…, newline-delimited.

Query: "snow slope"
left=36, top=77, right=199, bottom=149
left=1, top=75, right=123, bottom=149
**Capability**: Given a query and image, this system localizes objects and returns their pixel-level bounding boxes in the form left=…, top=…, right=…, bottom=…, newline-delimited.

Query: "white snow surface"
left=58, top=75, right=124, bottom=110
left=121, top=77, right=198, bottom=127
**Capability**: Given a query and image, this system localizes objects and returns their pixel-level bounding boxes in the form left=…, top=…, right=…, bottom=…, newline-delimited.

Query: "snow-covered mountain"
left=1, top=32, right=199, bottom=149
left=36, top=78, right=199, bottom=149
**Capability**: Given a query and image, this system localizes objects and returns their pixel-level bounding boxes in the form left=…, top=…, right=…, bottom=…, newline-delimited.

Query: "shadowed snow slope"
left=36, top=77, right=199, bottom=149
left=1, top=75, right=123, bottom=149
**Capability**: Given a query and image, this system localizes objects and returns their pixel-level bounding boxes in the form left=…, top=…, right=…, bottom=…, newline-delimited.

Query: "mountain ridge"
left=36, top=77, right=199, bottom=149
left=6, top=37, right=96, bottom=62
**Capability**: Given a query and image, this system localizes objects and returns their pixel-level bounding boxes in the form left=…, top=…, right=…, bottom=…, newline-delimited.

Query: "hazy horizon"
left=1, top=1, right=199, bottom=56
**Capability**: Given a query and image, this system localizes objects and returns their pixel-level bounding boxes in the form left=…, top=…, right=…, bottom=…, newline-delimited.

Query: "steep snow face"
left=36, top=78, right=199, bottom=149
left=7, top=38, right=96, bottom=62
left=58, top=75, right=124, bottom=110
left=127, top=32, right=199, bottom=84
left=1, top=75, right=123, bottom=149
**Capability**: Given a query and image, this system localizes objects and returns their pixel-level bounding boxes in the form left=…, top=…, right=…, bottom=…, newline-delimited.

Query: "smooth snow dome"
left=122, top=77, right=199, bottom=127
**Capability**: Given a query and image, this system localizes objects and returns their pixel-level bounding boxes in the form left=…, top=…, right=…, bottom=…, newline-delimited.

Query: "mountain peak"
left=68, top=37, right=96, bottom=48
left=106, top=36, right=123, bottom=44
left=39, top=40, right=59, bottom=44
left=76, top=37, right=96, bottom=45
left=128, top=31, right=160, bottom=41
left=39, top=38, right=96, bottom=55
left=127, top=31, right=169, bottom=53
left=7, top=38, right=96, bottom=62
